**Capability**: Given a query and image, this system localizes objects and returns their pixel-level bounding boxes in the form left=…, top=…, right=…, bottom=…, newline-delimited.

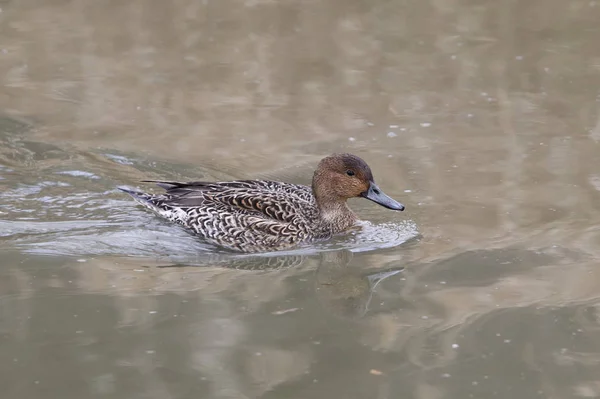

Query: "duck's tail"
left=118, top=186, right=185, bottom=226
left=118, top=186, right=152, bottom=201
left=117, top=186, right=163, bottom=212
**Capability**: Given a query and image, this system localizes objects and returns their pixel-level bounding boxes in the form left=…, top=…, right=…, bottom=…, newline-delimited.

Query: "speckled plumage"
left=119, top=153, right=405, bottom=253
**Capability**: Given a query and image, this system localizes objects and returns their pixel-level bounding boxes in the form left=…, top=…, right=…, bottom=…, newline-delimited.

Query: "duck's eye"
left=346, top=170, right=355, bottom=177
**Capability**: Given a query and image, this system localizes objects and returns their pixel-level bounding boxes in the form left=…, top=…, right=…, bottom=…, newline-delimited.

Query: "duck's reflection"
left=157, top=252, right=310, bottom=271
left=156, top=248, right=406, bottom=319
left=315, top=250, right=405, bottom=319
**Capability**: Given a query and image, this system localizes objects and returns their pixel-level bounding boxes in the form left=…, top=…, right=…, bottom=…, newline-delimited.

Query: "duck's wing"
left=145, top=179, right=313, bottom=201
left=143, top=179, right=315, bottom=224
left=124, top=180, right=319, bottom=252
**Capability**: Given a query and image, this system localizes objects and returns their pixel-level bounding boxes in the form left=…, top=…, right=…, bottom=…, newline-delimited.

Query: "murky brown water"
left=2, top=0, right=600, bottom=398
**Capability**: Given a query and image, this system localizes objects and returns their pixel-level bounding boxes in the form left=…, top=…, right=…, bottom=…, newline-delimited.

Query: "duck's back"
left=121, top=180, right=329, bottom=252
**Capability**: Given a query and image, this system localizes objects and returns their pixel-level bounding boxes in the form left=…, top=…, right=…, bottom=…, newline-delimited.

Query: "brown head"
left=311, top=153, right=405, bottom=212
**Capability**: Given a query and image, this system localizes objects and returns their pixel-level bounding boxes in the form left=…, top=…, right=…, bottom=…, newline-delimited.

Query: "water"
left=2, top=0, right=600, bottom=398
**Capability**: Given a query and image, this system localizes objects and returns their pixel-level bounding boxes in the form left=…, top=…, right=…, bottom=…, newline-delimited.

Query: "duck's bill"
left=362, top=182, right=405, bottom=211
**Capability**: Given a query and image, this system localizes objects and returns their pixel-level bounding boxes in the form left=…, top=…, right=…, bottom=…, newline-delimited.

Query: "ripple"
left=337, top=220, right=419, bottom=253
left=56, top=170, right=101, bottom=179
left=6, top=217, right=418, bottom=262
left=103, top=153, right=134, bottom=165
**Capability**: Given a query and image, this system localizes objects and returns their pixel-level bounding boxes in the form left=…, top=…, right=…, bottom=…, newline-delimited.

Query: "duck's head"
left=312, top=153, right=405, bottom=211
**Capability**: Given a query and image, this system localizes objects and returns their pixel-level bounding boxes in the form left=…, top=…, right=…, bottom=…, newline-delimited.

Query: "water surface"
left=2, top=0, right=600, bottom=398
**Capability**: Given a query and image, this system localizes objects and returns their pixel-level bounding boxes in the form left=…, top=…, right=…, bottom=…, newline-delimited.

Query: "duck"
left=119, top=153, right=405, bottom=253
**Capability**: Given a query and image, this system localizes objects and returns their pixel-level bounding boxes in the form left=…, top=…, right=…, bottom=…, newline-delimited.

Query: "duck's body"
left=120, top=179, right=349, bottom=253
left=120, top=153, right=405, bottom=253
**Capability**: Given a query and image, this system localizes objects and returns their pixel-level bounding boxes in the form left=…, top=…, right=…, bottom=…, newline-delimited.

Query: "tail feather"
left=118, top=186, right=161, bottom=211
left=118, top=186, right=186, bottom=226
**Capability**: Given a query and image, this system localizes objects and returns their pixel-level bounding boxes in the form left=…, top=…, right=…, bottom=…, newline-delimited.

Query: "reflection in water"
left=315, top=250, right=405, bottom=319
left=3, top=247, right=600, bottom=398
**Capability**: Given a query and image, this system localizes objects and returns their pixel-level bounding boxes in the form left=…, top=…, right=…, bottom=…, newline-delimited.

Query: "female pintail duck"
left=119, top=153, right=405, bottom=253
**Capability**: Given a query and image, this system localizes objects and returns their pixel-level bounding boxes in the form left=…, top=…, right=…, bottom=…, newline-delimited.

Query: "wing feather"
left=136, top=179, right=322, bottom=252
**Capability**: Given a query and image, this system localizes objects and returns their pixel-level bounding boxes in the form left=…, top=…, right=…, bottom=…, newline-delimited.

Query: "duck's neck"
left=318, top=201, right=357, bottom=233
